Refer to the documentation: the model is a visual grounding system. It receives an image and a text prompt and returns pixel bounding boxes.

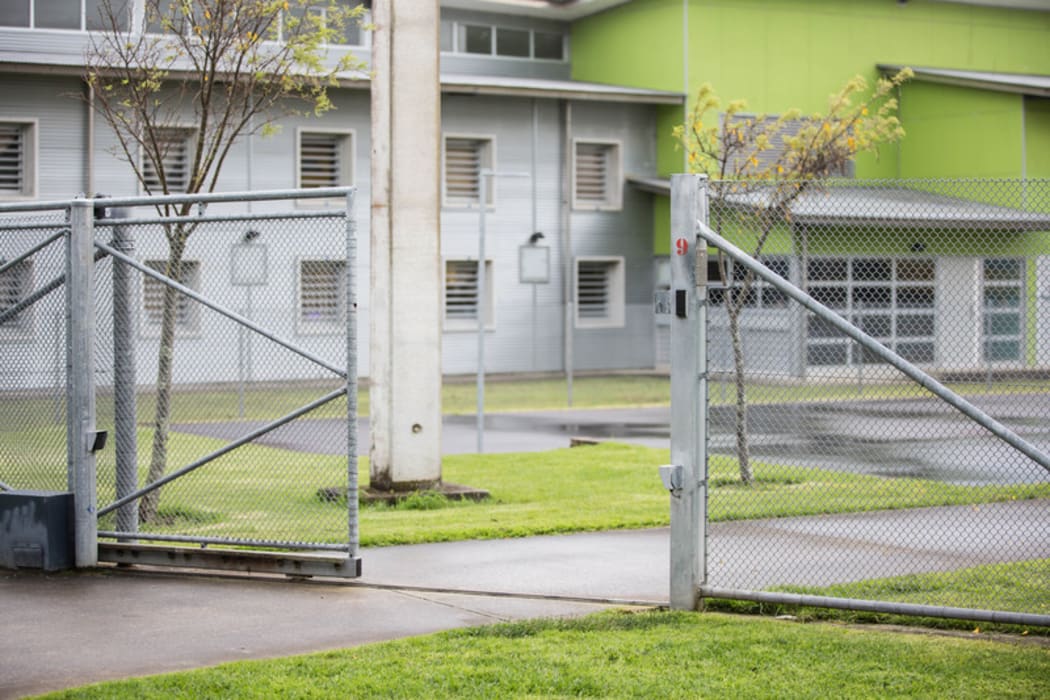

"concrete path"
[2,500,1047,698]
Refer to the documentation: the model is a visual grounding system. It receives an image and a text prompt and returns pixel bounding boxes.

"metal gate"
[0,188,361,577]
[664,175,1050,626]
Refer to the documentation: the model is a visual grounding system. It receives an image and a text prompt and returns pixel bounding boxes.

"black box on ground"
[0,491,75,571]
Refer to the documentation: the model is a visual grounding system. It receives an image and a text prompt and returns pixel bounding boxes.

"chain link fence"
[0,190,360,575]
[698,178,1050,620]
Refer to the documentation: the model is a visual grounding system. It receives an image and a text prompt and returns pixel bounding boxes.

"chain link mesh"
[703,178,1050,616]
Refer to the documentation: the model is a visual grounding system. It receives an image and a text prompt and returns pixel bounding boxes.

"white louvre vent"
[299,133,346,188]
[298,259,346,330]
[0,124,26,194]
[143,259,200,334]
[143,128,193,192]
[444,137,492,206]
[573,141,621,210]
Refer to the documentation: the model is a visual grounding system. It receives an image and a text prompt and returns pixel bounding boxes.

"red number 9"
[675,238,689,256]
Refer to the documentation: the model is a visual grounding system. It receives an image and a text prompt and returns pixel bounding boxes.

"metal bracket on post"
[665,174,709,611]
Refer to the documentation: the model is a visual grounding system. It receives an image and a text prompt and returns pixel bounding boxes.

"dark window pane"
[496,27,529,57]
[87,0,130,31]
[533,31,563,59]
[858,343,887,365]
[984,287,1020,309]
[0,1,30,27]
[853,286,891,308]
[853,258,891,281]
[463,24,492,54]
[985,340,1020,362]
[440,20,453,51]
[897,314,934,338]
[36,0,80,29]
[896,259,934,281]
[810,258,847,282]
[896,286,934,308]
[898,342,934,364]
[811,286,847,309]
[761,287,787,308]
[859,314,891,338]
[808,315,844,339]
[984,258,1022,281]
[987,313,1020,336]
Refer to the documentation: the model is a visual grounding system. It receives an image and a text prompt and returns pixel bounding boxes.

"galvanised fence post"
[67,198,98,567]
[110,209,138,537]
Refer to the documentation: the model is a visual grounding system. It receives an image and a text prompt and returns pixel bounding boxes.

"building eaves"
[878,64,1050,98]
[626,177,1050,232]
[441,73,683,104]
[440,0,633,20]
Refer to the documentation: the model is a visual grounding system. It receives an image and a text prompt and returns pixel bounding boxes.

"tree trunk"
[138,232,186,524]
[726,301,753,485]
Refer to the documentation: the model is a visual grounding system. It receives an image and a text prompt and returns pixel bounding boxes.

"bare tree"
[674,68,912,484]
[85,0,365,522]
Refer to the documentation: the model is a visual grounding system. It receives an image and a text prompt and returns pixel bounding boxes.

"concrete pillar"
[368,0,442,491]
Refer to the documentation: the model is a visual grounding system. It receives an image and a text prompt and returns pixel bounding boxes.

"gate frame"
[0,187,362,578]
[666,173,1050,627]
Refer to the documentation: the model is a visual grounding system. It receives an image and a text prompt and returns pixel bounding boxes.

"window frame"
[0,0,130,32]
[574,256,625,330]
[0,257,34,340]
[0,119,38,200]
[442,134,495,209]
[439,19,566,62]
[296,257,347,335]
[571,139,622,212]
[140,126,196,194]
[295,127,354,205]
[140,258,202,338]
[981,257,1025,365]
[443,258,495,332]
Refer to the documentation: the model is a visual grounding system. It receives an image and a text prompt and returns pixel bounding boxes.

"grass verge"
[37,609,1050,699]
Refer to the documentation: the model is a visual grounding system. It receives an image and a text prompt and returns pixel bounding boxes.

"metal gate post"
[111,211,138,536]
[666,174,709,610]
[67,198,98,567]
[345,190,361,569]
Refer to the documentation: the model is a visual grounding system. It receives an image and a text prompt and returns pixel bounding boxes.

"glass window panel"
[87,0,129,31]
[985,340,1020,362]
[898,342,934,364]
[808,343,847,366]
[896,259,934,281]
[761,287,787,308]
[852,286,891,308]
[0,1,30,27]
[852,258,891,281]
[897,314,934,338]
[809,258,846,282]
[764,258,790,279]
[896,286,934,309]
[808,315,844,339]
[858,343,886,365]
[533,31,563,60]
[983,258,1022,281]
[987,313,1021,337]
[859,315,891,338]
[496,27,529,57]
[36,0,81,29]
[811,286,847,309]
[462,24,492,54]
[984,287,1020,309]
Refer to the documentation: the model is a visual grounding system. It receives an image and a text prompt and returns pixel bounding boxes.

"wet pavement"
[3,499,1047,698]
[174,393,1050,485]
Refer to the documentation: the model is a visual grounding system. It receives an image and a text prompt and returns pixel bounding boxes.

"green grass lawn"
[37,609,1050,699]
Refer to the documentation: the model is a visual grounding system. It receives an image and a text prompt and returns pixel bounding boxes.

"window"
[444,259,494,330]
[573,140,621,211]
[982,258,1024,363]
[707,256,789,309]
[443,136,493,208]
[806,257,935,367]
[724,114,854,178]
[0,258,33,336]
[0,121,36,199]
[0,0,129,31]
[440,20,566,61]
[297,130,353,190]
[142,259,201,335]
[575,257,625,329]
[142,128,194,193]
[298,259,346,333]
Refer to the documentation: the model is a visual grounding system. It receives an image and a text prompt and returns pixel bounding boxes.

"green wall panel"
[1026,98,1050,180]
[899,83,1023,178]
